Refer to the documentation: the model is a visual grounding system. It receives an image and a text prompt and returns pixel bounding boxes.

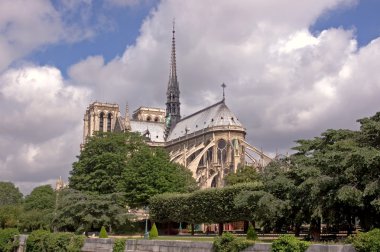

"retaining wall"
[15,236,356,252]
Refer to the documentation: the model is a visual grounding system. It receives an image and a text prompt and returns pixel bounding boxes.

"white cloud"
[0,65,90,194]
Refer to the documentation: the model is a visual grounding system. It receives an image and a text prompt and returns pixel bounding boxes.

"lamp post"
[144,207,149,239]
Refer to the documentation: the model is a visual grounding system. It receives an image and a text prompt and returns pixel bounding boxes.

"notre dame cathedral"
[82,26,272,189]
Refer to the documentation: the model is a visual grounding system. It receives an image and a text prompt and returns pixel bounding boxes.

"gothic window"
[107,113,112,132]
[99,112,104,132]
[154,117,159,122]
[147,116,151,121]
[217,139,227,165]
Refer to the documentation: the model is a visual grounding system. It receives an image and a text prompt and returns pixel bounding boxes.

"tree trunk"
[309,218,321,241]
[294,224,301,237]
[347,215,353,236]
[218,223,224,236]
[191,224,195,236]
[243,221,249,233]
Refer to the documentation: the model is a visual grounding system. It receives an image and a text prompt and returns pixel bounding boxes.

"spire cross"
[221,83,226,100]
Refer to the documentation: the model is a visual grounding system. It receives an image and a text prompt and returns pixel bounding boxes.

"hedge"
[347,228,380,252]
[26,230,85,252]
[149,182,262,224]
[0,228,19,252]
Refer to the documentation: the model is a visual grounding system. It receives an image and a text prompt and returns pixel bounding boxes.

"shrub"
[149,223,158,238]
[347,228,380,252]
[26,229,51,252]
[99,226,108,238]
[271,235,310,252]
[113,238,126,252]
[0,228,20,252]
[26,230,85,252]
[213,232,252,252]
[67,234,85,252]
[246,223,257,240]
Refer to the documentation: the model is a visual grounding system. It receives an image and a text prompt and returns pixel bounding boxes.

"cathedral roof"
[166,100,244,141]
[130,120,165,143]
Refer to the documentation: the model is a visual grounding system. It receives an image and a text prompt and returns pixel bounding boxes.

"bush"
[99,226,108,238]
[113,238,126,252]
[26,230,85,252]
[347,228,380,252]
[26,229,51,252]
[67,234,85,252]
[271,235,310,252]
[246,223,257,240]
[213,232,252,252]
[149,223,158,238]
[0,228,20,252]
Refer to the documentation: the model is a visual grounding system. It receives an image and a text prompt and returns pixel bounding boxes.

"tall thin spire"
[166,19,181,130]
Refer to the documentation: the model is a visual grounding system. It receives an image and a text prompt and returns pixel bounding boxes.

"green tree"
[224,166,260,186]
[0,205,22,229]
[19,185,56,231]
[24,185,55,211]
[70,132,196,209]
[121,147,197,208]
[53,189,128,233]
[0,182,23,206]
[70,131,146,194]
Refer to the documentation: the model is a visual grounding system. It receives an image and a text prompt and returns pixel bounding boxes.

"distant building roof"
[167,100,244,141]
[130,120,165,142]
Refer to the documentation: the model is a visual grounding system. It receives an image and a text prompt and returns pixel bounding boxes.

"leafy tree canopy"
[70,131,197,208]
[24,185,55,211]
[0,182,23,206]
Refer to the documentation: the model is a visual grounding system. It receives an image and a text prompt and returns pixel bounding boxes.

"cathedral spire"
[166,19,181,129]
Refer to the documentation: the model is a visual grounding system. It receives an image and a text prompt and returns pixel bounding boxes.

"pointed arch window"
[107,113,112,132]
[99,112,104,132]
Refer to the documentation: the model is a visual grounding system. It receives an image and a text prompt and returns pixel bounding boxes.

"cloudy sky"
[1,0,380,194]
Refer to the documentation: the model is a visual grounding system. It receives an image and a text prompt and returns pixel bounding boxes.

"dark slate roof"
[167,100,244,141]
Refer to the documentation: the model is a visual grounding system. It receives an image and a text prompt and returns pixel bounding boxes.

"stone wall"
[14,236,356,252]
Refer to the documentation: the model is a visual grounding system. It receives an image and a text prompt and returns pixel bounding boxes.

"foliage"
[224,166,260,186]
[26,230,85,252]
[213,232,251,252]
[0,182,23,206]
[70,131,197,208]
[26,229,51,252]
[20,185,56,231]
[271,235,310,252]
[24,185,55,211]
[149,223,158,238]
[149,183,262,224]
[246,223,257,240]
[112,238,126,252]
[53,189,128,233]
[99,226,108,238]
[70,131,148,194]
[0,205,22,229]
[346,229,380,252]
[121,147,197,208]
[0,228,19,252]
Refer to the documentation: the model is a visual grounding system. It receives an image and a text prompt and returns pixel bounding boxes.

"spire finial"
[221,83,226,101]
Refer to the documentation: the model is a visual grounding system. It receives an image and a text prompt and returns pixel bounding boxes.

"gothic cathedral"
[82,25,272,189]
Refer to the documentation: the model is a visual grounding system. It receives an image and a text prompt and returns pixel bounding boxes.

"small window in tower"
[154,117,159,122]
[211,118,214,122]
[221,116,224,119]
[195,125,198,128]
[107,113,112,132]
[99,112,104,132]
[147,116,151,121]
